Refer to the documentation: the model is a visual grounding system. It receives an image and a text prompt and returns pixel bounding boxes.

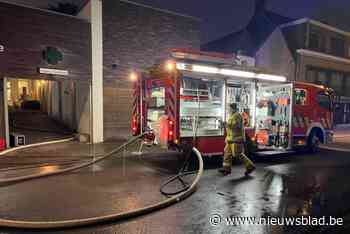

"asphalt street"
[0,147,349,234]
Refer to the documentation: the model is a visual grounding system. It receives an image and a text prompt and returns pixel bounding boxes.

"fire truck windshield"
[317,91,332,111]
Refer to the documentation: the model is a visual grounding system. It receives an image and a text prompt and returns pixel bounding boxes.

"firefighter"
[219,103,256,176]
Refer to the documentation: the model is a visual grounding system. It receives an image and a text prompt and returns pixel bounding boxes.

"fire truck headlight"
[165,60,176,72]
[130,72,138,82]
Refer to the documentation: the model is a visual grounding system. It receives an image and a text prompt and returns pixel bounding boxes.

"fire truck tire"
[307,129,323,153]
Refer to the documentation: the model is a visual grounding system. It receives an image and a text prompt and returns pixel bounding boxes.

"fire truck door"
[144,81,166,141]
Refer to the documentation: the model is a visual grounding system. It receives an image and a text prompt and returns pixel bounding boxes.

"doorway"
[5,78,76,146]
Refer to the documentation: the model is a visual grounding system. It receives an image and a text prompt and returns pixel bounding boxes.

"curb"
[320,145,350,153]
[0,137,75,156]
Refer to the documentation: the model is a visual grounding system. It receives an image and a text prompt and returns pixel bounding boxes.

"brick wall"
[0,2,91,82]
[102,0,200,139]
[0,2,92,141]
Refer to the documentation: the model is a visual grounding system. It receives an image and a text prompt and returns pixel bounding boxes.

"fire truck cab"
[131,49,334,156]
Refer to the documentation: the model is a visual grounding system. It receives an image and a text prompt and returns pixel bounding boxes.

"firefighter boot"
[240,153,256,176]
[231,143,255,176]
[244,164,256,176]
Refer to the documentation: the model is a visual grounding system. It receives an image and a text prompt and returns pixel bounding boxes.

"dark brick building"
[101,0,200,139]
[0,1,92,145]
[0,0,200,146]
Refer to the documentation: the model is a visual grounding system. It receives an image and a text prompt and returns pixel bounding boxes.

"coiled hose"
[160,145,199,196]
[0,147,203,229]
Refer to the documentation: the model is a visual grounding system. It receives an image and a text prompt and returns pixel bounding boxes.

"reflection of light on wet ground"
[111,194,140,211]
[267,175,283,196]
[266,174,283,214]
[40,165,59,173]
[229,176,270,234]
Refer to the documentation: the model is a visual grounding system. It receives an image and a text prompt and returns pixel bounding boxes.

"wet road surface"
[0,148,350,234]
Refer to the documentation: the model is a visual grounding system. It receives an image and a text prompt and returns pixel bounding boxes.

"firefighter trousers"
[223,143,254,171]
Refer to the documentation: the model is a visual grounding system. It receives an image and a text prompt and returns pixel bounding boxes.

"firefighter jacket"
[226,112,244,144]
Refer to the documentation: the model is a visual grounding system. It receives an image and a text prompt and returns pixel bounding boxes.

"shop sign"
[43,46,63,65]
[39,68,69,76]
[0,45,4,53]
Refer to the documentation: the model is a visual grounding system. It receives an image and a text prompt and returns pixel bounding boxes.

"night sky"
[7,0,350,43]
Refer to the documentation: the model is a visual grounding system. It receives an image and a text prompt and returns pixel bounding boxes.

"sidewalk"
[0,140,193,222]
[322,125,350,152]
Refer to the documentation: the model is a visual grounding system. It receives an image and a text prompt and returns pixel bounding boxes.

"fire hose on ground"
[0,133,145,185]
[160,145,200,196]
[0,134,204,229]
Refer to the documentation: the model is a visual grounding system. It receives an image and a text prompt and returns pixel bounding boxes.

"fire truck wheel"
[308,130,321,153]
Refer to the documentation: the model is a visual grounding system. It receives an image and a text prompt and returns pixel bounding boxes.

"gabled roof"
[202,0,293,56]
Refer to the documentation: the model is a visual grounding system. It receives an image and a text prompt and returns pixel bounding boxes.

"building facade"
[0,0,200,147]
[256,18,350,125]
[101,0,200,139]
[0,1,92,146]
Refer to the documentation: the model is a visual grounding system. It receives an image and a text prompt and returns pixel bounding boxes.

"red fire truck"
[131,49,334,156]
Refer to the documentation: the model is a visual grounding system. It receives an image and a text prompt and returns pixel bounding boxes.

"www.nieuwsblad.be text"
[209,214,344,227]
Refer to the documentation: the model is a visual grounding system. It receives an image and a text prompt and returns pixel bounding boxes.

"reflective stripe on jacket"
[226,112,244,144]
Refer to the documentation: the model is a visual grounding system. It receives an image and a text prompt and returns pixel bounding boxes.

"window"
[294,89,308,105]
[306,69,316,82]
[317,92,331,110]
[329,72,344,93]
[309,31,325,52]
[6,81,11,105]
[346,74,350,93]
[146,86,165,128]
[317,71,328,85]
[181,77,209,97]
[331,37,345,57]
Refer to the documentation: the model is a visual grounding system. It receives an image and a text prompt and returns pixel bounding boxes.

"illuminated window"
[146,87,165,124]
[6,81,11,104]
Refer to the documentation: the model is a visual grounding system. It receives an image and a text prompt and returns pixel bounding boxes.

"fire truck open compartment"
[139,71,293,154]
[177,74,293,150]
[255,83,293,149]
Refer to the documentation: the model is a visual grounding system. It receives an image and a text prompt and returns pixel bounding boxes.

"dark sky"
[7,0,350,43]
